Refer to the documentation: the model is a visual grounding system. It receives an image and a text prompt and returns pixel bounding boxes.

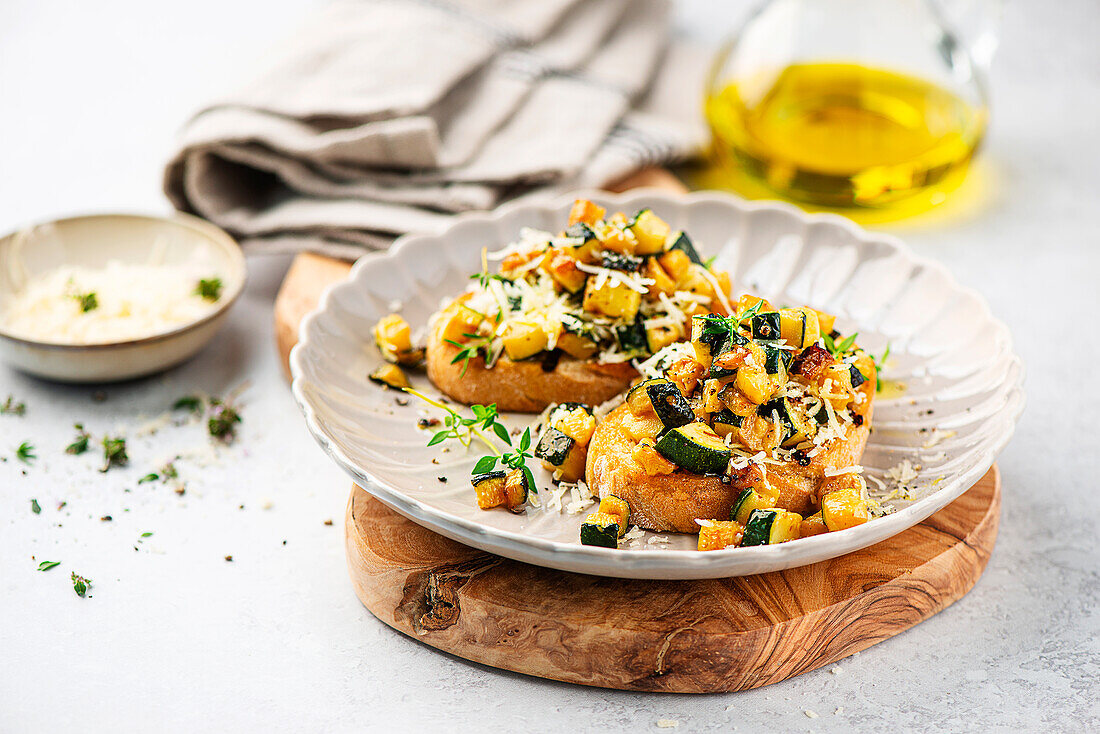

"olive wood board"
[345,467,999,692]
[273,167,1001,692]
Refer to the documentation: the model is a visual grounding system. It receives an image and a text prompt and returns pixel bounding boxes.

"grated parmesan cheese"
[1,260,224,345]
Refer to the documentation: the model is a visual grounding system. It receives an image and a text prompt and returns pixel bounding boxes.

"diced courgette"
[751,311,782,341]
[369,363,411,390]
[580,513,621,548]
[779,307,820,349]
[598,496,630,537]
[758,397,817,447]
[628,209,671,255]
[655,422,731,475]
[601,252,643,272]
[668,230,703,265]
[645,323,679,354]
[557,315,598,360]
[741,508,802,546]
[534,427,574,466]
[583,277,641,321]
[710,409,744,438]
[534,425,587,482]
[626,378,694,429]
[730,487,777,524]
[849,363,867,389]
[615,315,648,356]
[502,321,548,361]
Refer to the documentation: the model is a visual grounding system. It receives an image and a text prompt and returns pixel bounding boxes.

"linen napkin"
[165,0,711,259]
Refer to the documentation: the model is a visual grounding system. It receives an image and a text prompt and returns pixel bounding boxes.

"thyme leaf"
[100,436,128,472]
[16,441,36,465]
[66,424,91,455]
[1,395,26,416]
[71,572,91,598]
[73,292,98,312]
[195,277,223,302]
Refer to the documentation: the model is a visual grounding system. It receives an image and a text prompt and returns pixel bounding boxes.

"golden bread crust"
[585,404,871,532]
[425,315,637,413]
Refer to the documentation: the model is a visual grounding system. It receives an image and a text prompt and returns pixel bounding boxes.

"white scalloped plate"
[291,191,1023,579]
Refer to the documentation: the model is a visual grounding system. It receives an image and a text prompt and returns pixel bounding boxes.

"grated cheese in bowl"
[0,261,225,345]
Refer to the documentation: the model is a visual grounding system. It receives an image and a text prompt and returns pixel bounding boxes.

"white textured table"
[1,1,1097,731]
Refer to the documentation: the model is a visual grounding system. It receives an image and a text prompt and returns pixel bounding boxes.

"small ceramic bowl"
[0,212,246,383]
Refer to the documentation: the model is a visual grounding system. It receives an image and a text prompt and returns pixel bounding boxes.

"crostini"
[585,295,878,548]
[422,200,734,412]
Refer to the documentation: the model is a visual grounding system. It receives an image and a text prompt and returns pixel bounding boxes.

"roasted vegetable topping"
[437,201,733,372]
[369,364,411,390]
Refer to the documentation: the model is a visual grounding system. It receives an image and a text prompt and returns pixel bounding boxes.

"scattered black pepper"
[437,476,447,483]
[417,417,441,429]
[791,449,811,467]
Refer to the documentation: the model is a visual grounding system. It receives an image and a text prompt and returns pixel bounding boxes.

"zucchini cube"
[667,230,703,265]
[626,378,694,429]
[598,496,631,537]
[629,209,671,255]
[615,315,648,356]
[583,278,641,321]
[580,513,622,548]
[502,321,548,361]
[368,363,411,390]
[751,311,782,341]
[601,252,643,272]
[439,303,484,345]
[655,422,731,475]
[741,509,802,546]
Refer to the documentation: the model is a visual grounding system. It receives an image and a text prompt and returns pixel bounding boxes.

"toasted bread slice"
[425,314,636,413]
[585,404,872,532]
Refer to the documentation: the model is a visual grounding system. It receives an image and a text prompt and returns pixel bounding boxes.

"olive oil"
[706,63,987,209]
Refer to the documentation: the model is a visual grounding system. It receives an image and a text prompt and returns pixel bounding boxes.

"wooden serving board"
[273,167,1001,692]
[346,469,999,692]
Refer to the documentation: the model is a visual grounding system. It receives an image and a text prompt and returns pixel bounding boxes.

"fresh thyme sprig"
[472,427,537,490]
[698,300,764,342]
[405,388,503,452]
[404,389,540,495]
[822,331,857,357]
[444,333,492,378]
